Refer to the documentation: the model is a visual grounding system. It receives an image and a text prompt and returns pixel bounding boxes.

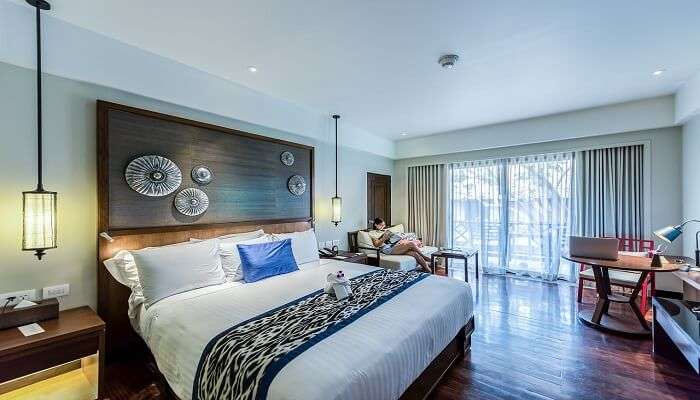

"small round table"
[562,253,681,337]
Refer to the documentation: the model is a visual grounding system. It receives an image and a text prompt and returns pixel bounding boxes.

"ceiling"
[18,0,700,140]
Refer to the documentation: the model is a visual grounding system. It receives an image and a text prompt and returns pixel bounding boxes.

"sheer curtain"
[450,153,575,281]
[451,159,508,274]
[505,154,574,281]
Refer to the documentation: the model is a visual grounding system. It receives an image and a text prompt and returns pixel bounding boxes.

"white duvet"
[137,259,473,400]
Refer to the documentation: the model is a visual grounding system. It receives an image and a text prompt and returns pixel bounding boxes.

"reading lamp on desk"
[653,219,700,268]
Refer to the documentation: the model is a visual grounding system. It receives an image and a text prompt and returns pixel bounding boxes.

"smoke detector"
[438,54,459,69]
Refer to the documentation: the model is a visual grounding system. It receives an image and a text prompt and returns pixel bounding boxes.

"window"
[450,153,574,281]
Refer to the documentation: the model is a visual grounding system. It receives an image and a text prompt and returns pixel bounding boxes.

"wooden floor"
[104,266,700,400]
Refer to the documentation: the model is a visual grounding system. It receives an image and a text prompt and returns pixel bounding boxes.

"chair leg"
[577,279,584,303]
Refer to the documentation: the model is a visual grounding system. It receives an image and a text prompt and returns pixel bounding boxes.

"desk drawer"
[0,333,99,382]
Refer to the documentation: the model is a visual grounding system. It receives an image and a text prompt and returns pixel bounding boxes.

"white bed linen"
[137,259,473,400]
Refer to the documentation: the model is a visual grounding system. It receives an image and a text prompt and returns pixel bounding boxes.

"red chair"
[576,237,655,315]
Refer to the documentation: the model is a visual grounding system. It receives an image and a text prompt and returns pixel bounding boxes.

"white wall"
[678,69,700,265]
[676,72,700,124]
[0,61,392,310]
[682,116,700,262]
[393,128,683,291]
[395,96,675,159]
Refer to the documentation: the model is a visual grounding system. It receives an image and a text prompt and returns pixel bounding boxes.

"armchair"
[348,225,437,271]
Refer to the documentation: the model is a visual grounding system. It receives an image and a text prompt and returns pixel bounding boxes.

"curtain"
[450,153,574,280]
[505,153,574,281]
[407,164,447,247]
[575,145,644,241]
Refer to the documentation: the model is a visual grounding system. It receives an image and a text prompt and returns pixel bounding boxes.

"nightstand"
[0,306,105,399]
[321,251,368,265]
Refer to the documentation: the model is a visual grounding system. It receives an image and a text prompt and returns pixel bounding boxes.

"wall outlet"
[43,284,70,299]
[0,289,37,306]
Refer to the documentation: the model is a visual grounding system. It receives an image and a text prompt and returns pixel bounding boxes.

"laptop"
[569,236,619,260]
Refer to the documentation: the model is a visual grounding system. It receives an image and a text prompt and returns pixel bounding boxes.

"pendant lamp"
[22,0,57,260]
[331,115,342,226]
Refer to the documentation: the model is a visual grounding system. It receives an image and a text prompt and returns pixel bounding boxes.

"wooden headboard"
[96,101,315,358]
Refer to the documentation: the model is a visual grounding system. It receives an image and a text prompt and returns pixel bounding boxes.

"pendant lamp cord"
[35,4,43,191]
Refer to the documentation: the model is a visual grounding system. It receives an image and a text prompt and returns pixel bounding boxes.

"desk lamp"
[654,219,700,268]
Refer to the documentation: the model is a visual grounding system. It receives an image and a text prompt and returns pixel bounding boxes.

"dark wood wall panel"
[99,102,313,231]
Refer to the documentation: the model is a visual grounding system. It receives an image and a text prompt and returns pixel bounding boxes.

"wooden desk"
[563,253,683,336]
[672,269,700,301]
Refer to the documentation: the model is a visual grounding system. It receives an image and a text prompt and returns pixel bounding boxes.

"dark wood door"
[367,173,391,228]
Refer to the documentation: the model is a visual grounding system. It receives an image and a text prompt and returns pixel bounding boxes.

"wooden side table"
[321,251,368,265]
[0,306,105,399]
[431,250,479,282]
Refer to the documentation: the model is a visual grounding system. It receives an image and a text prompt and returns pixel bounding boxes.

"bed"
[135,258,473,400]
[96,102,475,400]
[98,223,474,400]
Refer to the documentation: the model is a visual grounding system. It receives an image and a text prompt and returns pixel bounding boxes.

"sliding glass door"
[451,153,574,281]
[452,159,508,274]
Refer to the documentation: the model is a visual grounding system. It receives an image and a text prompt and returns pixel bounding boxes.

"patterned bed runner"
[192,269,428,400]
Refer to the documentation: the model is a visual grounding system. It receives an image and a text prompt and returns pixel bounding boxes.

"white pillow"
[102,241,193,291]
[356,231,374,249]
[103,249,138,288]
[131,239,226,306]
[271,229,320,265]
[220,235,271,281]
[207,229,265,241]
[103,250,146,317]
[191,235,272,281]
[388,224,405,234]
[358,230,385,247]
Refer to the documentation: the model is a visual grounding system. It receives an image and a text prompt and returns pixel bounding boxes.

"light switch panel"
[43,284,70,299]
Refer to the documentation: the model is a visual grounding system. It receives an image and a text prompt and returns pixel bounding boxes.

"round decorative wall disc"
[280,151,295,166]
[287,175,306,196]
[191,165,214,185]
[125,155,182,197]
[174,188,209,216]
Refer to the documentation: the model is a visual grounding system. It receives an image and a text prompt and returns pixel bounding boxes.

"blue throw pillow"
[238,239,299,283]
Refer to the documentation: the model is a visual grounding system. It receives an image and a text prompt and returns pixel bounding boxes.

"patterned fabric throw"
[192,269,428,400]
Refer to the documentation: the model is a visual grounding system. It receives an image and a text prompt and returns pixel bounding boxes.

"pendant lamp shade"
[22,0,57,260]
[331,114,342,226]
[22,190,57,259]
[331,196,342,226]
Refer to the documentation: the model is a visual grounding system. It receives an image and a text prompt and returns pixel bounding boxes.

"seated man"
[371,218,432,272]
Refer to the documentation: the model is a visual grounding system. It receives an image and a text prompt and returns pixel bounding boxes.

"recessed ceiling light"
[247,66,258,73]
[652,69,665,76]
[400,132,408,136]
